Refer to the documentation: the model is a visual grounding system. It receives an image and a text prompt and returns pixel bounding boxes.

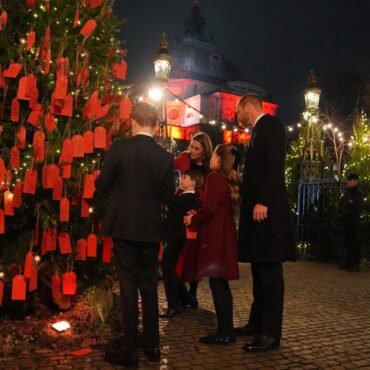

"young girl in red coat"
[185,144,241,344]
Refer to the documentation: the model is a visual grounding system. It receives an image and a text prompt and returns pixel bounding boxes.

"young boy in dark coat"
[160,169,204,318]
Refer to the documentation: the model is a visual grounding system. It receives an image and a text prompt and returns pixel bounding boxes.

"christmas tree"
[0,0,131,311]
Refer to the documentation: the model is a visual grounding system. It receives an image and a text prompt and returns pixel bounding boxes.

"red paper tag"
[61,163,72,179]
[94,126,106,149]
[52,273,61,300]
[11,98,20,122]
[3,63,22,78]
[46,164,59,189]
[102,237,113,263]
[113,61,127,80]
[16,126,27,150]
[60,197,70,222]
[17,77,30,100]
[56,57,69,80]
[12,183,23,208]
[52,176,63,201]
[87,233,97,257]
[80,19,97,38]
[26,30,36,51]
[81,198,90,218]
[73,8,80,28]
[23,169,38,194]
[58,232,72,254]
[61,138,74,164]
[24,251,34,279]
[0,281,3,305]
[44,51,52,74]
[10,146,20,170]
[84,0,103,9]
[0,158,5,182]
[82,174,96,199]
[12,275,26,300]
[76,238,87,261]
[44,112,56,132]
[33,131,45,162]
[0,209,4,234]
[26,0,35,7]
[83,131,94,154]
[51,93,73,117]
[63,272,77,295]
[72,135,84,158]
[29,266,38,292]
[27,110,41,126]
[0,10,7,31]
[119,98,132,120]
[55,77,68,99]
[4,190,14,216]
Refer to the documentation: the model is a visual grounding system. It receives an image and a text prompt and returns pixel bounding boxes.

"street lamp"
[153,33,173,83]
[304,70,321,113]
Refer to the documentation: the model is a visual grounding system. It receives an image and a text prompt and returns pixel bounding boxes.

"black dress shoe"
[244,335,280,352]
[347,266,360,272]
[144,347,161,362]
[159,307,182,318]
[104,350,138,368]
[181,293,198,308]
[199,332,236,345]
[234,324,256,337]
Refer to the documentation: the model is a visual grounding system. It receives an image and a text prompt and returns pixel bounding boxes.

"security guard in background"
[339,173,364,272]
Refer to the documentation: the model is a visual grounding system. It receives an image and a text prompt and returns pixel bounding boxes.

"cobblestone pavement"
[1,260,370,370]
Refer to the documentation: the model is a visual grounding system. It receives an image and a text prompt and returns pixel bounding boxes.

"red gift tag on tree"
[24,252,34,279]
[84,0,103,9]
[4,190,14,216]
[52,176,63,200]
[3,63,22,78]
[0,158,5,182]
[58,232,72,254]
[0,281,3,306]
[27,110,41,126]
[83,174,95,199]
[61,138,74,164]
[102,237,113,263]
[81,198,90,218]
[26,30,36,51]
[46,164,59,189]
[83,130,94,154]
[76,238,87,261]
[44,112,56,132]
[23,169,37,194]
[11,98,20,122]
[55,76,68,99]
[87,233,97,257]
[42,164,48,189]
[119,98,131,120]
[44,51,52,75]
[80,19,97,38]
[12,275,26,300]
[73,8,80,28]
[33,131,45,162]
[29,266,38,292]
[10,146,20,170]
[17,77,31,100]
[60,197,70,222]
[61,163,72,179]
[63,272,77,295]
[72,134,84,158]
[26,0,36,7]
[0,209,4,234]
[16,126,27,150]
[0,11,8,32]
[52,273,61,300]
[12,183,23,208]
[113,61,127,80]
[94,126,106,149]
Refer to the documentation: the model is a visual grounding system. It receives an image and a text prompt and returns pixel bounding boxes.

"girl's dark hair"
[191,132,213,167]
[214,144,241,209]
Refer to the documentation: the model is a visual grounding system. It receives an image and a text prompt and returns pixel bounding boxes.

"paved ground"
[1,260,370,370]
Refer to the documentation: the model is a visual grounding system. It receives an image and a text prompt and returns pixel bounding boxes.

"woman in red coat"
[185,144,241,345]
[174,132,213,308]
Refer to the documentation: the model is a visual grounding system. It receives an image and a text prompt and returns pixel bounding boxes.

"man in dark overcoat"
[236,94,296,352]
[95,102,174,368]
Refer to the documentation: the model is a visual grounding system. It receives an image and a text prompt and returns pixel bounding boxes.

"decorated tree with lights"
[0,0,131,311]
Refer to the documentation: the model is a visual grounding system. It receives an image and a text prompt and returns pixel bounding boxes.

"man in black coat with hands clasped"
[236,94,296,352]
[95,102,174,368]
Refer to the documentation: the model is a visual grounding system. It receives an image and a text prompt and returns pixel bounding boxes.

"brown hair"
[131,102,158,127]
[191,132,213,167]
[238,94,262,109]
[184,169,204,191]
[214,144,241,209]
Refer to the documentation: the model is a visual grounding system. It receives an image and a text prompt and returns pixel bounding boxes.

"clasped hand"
[253,203,268,222]
[184,210,196,226]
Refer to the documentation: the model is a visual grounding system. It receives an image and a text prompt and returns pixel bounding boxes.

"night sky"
[114,0,370,124]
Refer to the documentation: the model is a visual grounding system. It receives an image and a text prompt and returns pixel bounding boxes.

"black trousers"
[162,239,188,309]
[343,226,361,268]
[113,239,160,354]
[209,278,234,336]
[248,263,284,339]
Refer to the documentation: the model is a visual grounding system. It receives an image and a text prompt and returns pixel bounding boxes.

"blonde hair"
[214,144,241,209]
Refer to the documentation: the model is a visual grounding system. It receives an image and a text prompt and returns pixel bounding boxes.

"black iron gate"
[296,180,344,260]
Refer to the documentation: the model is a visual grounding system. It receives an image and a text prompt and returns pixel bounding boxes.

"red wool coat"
[190,171,239,280]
